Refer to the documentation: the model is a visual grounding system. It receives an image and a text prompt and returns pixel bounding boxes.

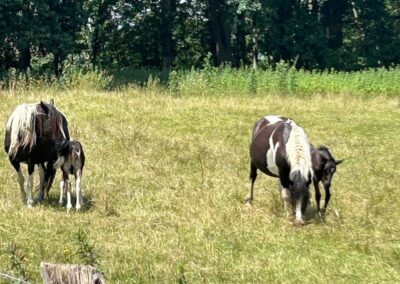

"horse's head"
[315,146,343,189]
[37,100,68,140]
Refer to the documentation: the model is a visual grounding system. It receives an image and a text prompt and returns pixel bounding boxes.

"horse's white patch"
[285,121,312,180]
[54,156,65,169]
[266,129,280,175]
[264,115,283,125]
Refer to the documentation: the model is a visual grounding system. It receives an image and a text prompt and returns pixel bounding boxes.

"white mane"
[285,120,312,180]
[6,103,40,158]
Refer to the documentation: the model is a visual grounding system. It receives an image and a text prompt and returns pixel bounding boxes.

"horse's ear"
[49,98,54,106]
[40,100,49,115]
[335,159,344,166]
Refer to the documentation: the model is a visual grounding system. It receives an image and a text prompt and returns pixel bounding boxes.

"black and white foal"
[247,116,313,225]
[311,145,343,213]
[54,140,85,212]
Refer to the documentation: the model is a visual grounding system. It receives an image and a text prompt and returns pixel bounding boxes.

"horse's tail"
[6,104,39,158]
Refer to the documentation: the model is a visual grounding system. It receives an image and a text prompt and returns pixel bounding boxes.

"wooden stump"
[40,262,106,284]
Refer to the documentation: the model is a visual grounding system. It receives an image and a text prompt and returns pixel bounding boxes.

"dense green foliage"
[1,0,400,82]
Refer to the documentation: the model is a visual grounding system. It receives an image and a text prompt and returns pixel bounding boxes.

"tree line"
[1,0,399,79]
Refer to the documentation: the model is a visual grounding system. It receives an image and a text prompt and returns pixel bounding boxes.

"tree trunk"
[53,54,63,78]
[234,11,247,67]
[91,0,110,69]
[321,0,347,49]
[207,0,232,66]
[160,0,176,70]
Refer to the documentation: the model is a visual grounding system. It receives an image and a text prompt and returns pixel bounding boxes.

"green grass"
[0,88,399,283]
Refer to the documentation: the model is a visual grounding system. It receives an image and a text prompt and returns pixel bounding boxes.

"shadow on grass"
[37,193,94,213]
[304,205,330,225]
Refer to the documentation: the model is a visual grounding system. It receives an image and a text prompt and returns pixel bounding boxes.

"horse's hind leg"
[245,162,257,205]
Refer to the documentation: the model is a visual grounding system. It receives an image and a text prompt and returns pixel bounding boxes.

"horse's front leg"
[245,162,257,205]
[26,164,35,207]
[294,196,305,226]
[43,166,56,199]
[11,161,26,203]
[280,186,293,216]
[35,164,46,202]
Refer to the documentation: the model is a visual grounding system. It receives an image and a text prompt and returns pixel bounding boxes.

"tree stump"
[40,262,106,284]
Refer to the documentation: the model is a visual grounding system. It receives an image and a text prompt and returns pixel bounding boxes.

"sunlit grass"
[0,89,399,283]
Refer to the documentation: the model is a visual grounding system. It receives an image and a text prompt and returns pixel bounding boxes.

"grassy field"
[0,88,399,283]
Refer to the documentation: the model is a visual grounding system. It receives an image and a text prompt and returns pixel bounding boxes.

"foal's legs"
[323,184,331,211]
[314,180,321,213]
[59,180,65,205]
[66,180,72,212]
[245,162,257,205]
[75,169,83,211]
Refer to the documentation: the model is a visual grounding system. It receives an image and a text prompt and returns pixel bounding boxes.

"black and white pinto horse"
[246,115,313,225]
[246,115,343,221]
[4,100,70,206]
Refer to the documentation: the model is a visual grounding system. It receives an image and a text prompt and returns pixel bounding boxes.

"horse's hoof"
[244,198,253,206]
[293,219,305,226]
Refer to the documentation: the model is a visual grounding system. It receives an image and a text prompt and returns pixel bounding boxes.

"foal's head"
[314,146,343,188]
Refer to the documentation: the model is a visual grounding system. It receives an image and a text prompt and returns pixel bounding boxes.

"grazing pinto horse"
[311,145,343,213]
[4,100,69,206]
[247,115,343,218]
[247,116,313,225]
[54,139,85,212]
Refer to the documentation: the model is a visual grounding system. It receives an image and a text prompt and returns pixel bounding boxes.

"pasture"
[0,89,399,283]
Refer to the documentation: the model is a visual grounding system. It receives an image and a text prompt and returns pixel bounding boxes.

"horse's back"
[250,116,288,176]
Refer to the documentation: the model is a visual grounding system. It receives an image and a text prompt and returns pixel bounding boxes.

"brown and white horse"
[246,116,313,225]
[4,100,69,206]
[246,115,343,221]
